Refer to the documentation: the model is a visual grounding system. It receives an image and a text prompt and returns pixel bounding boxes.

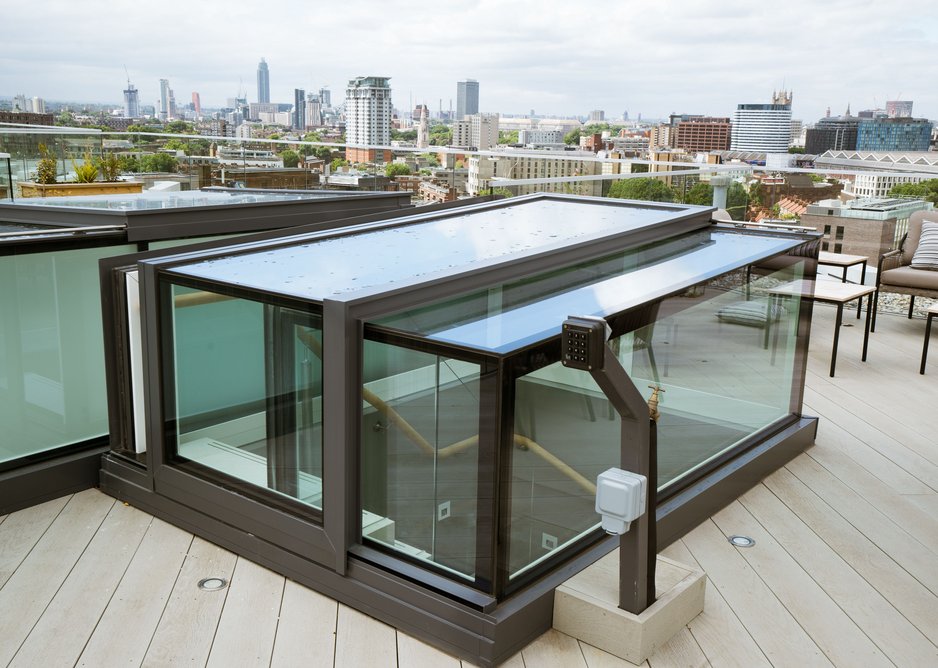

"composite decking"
[1,303,937,667]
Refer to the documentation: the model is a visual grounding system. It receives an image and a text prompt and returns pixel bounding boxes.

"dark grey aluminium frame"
[0,190,421,515]
[0,190,412,242]
[98,194,820,666]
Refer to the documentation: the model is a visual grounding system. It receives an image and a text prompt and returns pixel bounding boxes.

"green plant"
[72,155,99,183]
[385,162,411,177]
[96,153,122,182]
[139,153,178,173]
[35,144,58,184]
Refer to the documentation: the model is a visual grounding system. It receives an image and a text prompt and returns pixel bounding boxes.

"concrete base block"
[553,552,705,665]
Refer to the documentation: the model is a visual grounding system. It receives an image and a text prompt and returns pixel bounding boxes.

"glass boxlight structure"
[0,188,413,514]
[100,194,819,665]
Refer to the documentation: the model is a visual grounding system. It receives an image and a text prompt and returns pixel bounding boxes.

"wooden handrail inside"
[173,290,597,495]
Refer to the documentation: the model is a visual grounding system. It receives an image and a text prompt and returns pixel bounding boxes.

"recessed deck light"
[728,535,756,548]
[198,577,228,591]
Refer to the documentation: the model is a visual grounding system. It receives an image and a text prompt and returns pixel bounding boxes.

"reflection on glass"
[376,230,801,353]
[361,340,481,580]
[171,199,677,301]
[508,257,806,577]
[170,285,323,510]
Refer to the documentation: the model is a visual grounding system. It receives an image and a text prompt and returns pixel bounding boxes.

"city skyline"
[2,0,936,123]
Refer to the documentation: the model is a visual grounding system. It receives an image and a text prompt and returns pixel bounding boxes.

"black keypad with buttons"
[561,317,606,371]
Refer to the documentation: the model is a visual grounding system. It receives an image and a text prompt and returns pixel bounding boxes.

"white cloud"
[2,0,936,122]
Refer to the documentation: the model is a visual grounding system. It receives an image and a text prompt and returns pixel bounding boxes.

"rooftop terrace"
[2,304,936,667]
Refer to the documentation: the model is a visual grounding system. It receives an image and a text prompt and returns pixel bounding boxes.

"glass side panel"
[361,340,482,581]
[0,244,137,465]
[169,199,692,301]
[377,229,802,354]
[507,256,807,578]
[169,285,323,510]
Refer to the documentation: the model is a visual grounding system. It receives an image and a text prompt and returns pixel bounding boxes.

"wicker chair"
[873,210,938,331]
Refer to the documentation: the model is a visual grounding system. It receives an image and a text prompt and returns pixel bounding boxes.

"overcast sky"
[3,0,936,123]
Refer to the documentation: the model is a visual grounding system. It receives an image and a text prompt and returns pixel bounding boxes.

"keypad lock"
[562,316,608,371]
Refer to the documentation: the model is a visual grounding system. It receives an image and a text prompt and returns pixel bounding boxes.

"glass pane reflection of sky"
[399,231,801,354]
[170,200,682,300]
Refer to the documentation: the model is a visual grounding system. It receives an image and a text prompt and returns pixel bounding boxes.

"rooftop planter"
[19,148,143,198]
[18,181,144,198]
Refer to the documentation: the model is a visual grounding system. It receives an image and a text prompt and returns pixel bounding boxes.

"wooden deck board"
[78,518,193,667]
[0,495,68,589]
[206,558,284,667]
[2,309,938,667]
[660,539,771,668]
[682,518,833,667]
[0,490,114,667]
[141,537,238,667]
[738,482,937,665]
[271,579,337,667]
[334,604,397,668]
[9,502,153,667]
[764,467,938,646]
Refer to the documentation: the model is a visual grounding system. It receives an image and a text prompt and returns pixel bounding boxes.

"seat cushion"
[716,299,782,327]
[910,222,938,270]
[902,212,936,263]
[880,265,938,291]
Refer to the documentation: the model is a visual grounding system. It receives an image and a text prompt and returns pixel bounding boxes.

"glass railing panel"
[0,243,137,465]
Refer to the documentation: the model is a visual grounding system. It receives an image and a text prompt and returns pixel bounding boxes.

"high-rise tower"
[158,79,171,121]
[123,81,139,118]
[345,76,392,163]
[257,58,270,104]
[293,88,306,130]
[730,91,793,153]
[456,79,479,120]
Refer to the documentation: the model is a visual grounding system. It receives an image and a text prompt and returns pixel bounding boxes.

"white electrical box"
[595,468,647,534]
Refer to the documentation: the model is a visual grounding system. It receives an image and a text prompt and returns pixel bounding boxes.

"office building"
[856,117,932,152]
[588,110,605,123]
[517,128,564,145]
[257,58,270,104]
[319,87,331,108]
[293,88,306,130]
[730,90,793,153]
[470,113,499,150]
[345,76,392,163]
[649,124,671,149]
[804,114,860,154]
[668,115,731,152]
[456,79,479,120]
[452,119,472,147]
[467,152,602,196]
[801,197,933,257]
[122,82,139,118]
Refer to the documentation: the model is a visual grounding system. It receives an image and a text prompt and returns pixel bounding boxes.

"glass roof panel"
[169,199,694,300]
[375,229,804,354]
[2,190,334,211]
